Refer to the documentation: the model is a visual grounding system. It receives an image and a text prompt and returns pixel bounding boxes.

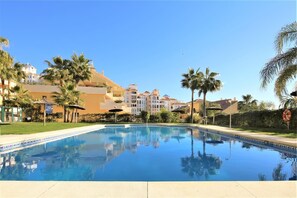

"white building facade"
[22,63,40,84]
[124,84,138,115]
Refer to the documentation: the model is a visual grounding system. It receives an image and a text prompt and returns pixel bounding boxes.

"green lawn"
[0,122,96,135]
[232,126,297,139]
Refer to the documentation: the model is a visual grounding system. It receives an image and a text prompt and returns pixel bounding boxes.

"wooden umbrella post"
[43,103,46,126]
[75,108,78,123]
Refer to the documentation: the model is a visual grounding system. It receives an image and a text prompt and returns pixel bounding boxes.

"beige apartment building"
[124,84,186,115]
[23,66,131,121]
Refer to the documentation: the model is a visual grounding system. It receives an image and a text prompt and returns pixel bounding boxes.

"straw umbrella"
[109,107,123,123]
[206,107,223,124]
[67,104,86,123]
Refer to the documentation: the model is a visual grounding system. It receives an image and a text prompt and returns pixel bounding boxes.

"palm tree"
[260,22,297,99]
[238,94,258,112]
[70,53,92,86]
[242,94,258,106]
[197,68,222,120]
[181,68,200,123]
[4,67,16,100]
[13,63,27,82]
[52,82,81,122]
[41,57,71,86]
[9,85,32,121]
[0,37,13,103]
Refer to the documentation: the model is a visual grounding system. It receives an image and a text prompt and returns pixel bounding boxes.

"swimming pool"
[0,126,296,181]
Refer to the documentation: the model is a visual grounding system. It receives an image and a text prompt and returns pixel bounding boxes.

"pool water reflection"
[0,126,296,181]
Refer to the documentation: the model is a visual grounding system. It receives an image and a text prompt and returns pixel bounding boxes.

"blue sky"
[0,0,295,106]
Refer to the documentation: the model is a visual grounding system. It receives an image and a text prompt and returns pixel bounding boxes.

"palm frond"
[274,64,297,99]
[0,37,9,49]
[280,94,297,109]
[260,47,297,88]
[275,22,297,53]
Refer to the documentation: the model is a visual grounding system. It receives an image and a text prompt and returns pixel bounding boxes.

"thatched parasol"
[206,106,223,124]
[172,106,189,114]
[109,107,123,123]
[67,104,86,123]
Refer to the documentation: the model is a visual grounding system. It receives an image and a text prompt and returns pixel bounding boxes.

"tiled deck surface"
[0,124,296,197]
[0,181,296,198]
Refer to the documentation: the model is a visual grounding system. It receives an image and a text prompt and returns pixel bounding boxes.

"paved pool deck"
[0,124,296,197]
[0,181,296,198]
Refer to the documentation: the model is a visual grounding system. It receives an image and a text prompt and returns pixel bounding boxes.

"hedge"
[212,109,297,130]
[80,113,136,123]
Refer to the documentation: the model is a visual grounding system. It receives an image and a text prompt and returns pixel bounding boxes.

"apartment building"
[147,89,161,115]
[124,84,138,115]
[124,84,186,115]
[24,66,130,120]
[22,63,40,84]
[160,95,180,111]
[137,93,147,114]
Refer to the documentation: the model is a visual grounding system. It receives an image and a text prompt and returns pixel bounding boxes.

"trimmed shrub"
[185,114,202,123]
[213,109,297,130]
[149,113,161,123]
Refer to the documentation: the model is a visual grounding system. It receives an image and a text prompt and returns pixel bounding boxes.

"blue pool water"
[0,126,296,181]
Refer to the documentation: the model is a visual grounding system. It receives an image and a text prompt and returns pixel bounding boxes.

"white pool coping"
[0,181,296,198]
[0,124,105,153]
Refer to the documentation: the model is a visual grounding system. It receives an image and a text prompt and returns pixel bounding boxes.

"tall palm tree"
[70,53,92,86]
[9,85,32,121]
[0,37,13,103]
[13,63,27,82]
[260,22,297,99]
[181,68,200,123]
[198,68,222,120]
[41,57,71,86]
[4,67,16,100]
[10,85,32,107]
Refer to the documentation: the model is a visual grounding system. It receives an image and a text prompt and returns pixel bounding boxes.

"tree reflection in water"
[258,156,296,181]
[181,129,222,179]
[41,138,93,180]
[0,152,31,180]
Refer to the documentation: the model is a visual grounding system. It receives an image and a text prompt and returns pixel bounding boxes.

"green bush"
[80,113,115,123]
[171,112,181,123]
[140,111,150,123]
[149,113,161,123]
[213,109,297,130]
[185,114,202,123]
[117,113,135,122]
